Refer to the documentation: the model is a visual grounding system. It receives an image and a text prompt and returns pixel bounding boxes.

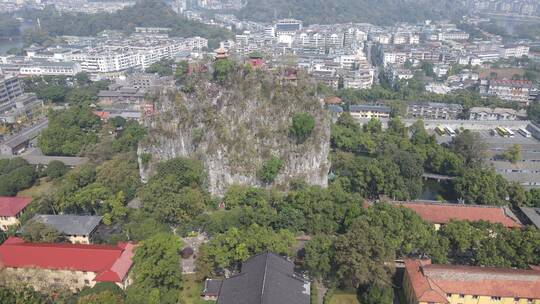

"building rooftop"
[0,196,32,217]
[518,207,540,229]
[395,201,522,228]
[490,79,533,88]
[469,107,518,115]
[0,237,134,283]
[217,252,310,304]
[203,279,223,297]
[405,259,540,303]
[26,214,102,236]
[349,104,391,113]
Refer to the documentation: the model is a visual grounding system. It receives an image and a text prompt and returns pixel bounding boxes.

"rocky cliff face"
[139,67,331,196]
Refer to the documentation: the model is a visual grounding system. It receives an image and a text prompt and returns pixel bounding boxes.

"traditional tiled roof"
[0,237,134,283]
[26,214,102,236]
[0,197,32,217]
[217,252,310,304]
[490,79,533,88]
[406,259,540,302]
[396,201,522,228]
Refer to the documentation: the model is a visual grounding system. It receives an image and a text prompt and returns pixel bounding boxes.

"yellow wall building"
[0,237,135,292]
[403,259,540,304]
[0,197,32,231]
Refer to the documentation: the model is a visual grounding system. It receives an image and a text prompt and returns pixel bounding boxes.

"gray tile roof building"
[518,207,540,229]
[28,214,102,236]
[217,252,310,304]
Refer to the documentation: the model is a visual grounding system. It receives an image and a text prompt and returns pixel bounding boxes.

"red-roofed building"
[0,237,135,292]
[403,259,540,304]
[487,79,535,106]
[0,196,32,231]
[395,201,522,229]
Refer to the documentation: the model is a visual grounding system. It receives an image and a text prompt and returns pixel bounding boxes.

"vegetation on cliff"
[142,60,331,194]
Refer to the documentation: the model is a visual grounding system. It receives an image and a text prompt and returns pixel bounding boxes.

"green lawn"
[17,178,54,198]
[180,274,215,304]
[328,290,360,304]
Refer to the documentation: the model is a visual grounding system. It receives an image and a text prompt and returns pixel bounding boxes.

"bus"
[505,128,515,138]
[518,128,532,138]
[445,126,456,136]
[496,127,509,137]
[435,126,445,135]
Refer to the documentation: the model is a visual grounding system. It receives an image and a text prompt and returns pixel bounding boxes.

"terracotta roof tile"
[396,202,522,228]
[0,237,134,283]
[0,197,32,217]
[405,259,540,301]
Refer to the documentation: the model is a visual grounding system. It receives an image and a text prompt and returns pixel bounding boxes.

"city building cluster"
[0,29,208,78]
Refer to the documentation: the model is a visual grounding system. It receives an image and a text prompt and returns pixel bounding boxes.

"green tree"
[213,59,236,83]
[357,283,394,304]
[43,160,68,180]
[257,156,283,184]
[290,113,315,143]
[145,58,174,76]
[304,234,334,280]
[0,286,51,304]
[95,154,141,201]
[0,158,37,196]
[199,224,295,271]
[77,291,124,304]
[38,106,101,156]
[20,220,64,243]
[501,144,521,163]
[335,219,395,287]
[174,60,189,82]
[132,233,183,291]
[448,130,486,165]
[453,168,509,205]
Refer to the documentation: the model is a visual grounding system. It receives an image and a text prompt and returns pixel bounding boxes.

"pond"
[418,179,458,202]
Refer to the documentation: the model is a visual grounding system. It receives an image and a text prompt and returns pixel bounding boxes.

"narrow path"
[315,279,327,304]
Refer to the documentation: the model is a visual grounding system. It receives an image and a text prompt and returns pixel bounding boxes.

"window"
[447,294,452,298]
[459,294,465,298]
[472,295,479,299]
[491,296,501,301]
[84,279,90,284]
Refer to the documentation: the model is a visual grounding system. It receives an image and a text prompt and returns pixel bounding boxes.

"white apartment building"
[502,45,530,58]
[70,37,208,74]
[438,31,469,41]
[383,51,409,66]
[343,68,375,89]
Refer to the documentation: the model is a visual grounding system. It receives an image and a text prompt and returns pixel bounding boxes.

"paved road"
[2,119,48,147]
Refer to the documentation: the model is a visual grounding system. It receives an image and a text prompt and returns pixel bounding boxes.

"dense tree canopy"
[236,0,466,25]
[139,157,207,226]
[198,224,295,272]
[0,158,37,196]
[128,233,182,304]
[38,106,101,156]
[290,113,315,143]
[0,14,21,37]
[22,0,232,48]
[20,220,64,243]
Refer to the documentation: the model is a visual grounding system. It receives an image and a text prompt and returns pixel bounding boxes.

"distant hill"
[236,0,468,25]
[21,1,232,48]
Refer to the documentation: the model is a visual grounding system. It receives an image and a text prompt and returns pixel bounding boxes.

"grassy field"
[180,274,215,304]
[17,178,54,198]
[328,290,360,304]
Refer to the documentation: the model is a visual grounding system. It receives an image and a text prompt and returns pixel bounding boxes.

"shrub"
[290,113,315,143]
[257,156,283,184]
